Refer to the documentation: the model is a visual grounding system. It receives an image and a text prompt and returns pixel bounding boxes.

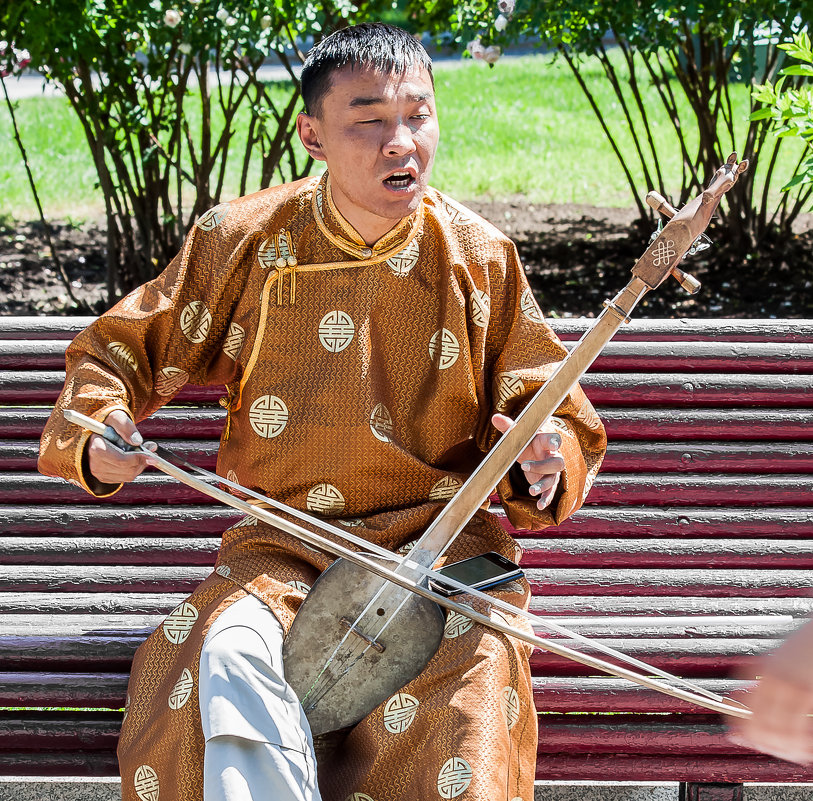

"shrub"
[1,0,392,302]
[752,31,813,204]
[413,0,813,251]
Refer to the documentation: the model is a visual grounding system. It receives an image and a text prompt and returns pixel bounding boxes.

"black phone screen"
[435,552,521,586]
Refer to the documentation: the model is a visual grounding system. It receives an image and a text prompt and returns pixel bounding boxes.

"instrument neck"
[407,276,649,570]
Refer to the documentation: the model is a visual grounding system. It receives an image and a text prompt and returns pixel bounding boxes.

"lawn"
[0,50,804,222]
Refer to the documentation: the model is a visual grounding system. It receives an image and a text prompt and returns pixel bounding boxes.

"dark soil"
[1,203,812,317]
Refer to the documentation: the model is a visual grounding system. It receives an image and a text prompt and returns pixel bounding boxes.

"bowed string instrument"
[66,153,753,737]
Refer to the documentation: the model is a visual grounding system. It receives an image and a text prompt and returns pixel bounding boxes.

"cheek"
[416,130,439,161]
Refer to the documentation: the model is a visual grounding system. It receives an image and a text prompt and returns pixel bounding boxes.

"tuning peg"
[646,191,678,219]
[671,266,701,294]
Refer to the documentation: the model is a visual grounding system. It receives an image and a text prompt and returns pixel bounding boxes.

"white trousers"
[199,594,323,801]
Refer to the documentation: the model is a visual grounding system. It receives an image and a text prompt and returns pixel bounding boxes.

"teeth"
[386,173,412,188]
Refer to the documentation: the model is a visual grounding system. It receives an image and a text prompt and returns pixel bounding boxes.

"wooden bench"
[2,315,813,800]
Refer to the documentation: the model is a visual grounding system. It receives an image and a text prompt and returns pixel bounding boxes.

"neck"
[328,185,409,246]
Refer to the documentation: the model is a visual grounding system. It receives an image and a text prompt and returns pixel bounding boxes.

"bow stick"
[64,409,752,719]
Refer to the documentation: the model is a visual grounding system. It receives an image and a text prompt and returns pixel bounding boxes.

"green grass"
[0,51,806,221]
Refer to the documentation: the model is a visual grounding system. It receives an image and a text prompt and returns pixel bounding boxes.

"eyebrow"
[348,92,432,108]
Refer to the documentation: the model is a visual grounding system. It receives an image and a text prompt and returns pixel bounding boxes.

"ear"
[296,112,326,162]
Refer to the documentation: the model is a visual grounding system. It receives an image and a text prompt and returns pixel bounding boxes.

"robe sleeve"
[478,240,607,532]
[38,208,256,497]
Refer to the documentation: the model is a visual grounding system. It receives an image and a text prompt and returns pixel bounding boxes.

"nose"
[383,120,417,157]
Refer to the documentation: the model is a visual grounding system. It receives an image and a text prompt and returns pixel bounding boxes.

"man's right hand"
[87,409,153,484]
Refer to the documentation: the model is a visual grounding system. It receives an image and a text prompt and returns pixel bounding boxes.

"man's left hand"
[492,413,565,510]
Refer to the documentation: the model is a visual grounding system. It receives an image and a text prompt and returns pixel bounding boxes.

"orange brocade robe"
[39,174,606,801]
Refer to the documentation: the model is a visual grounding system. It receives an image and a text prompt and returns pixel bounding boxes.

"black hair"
[300,23,434,117]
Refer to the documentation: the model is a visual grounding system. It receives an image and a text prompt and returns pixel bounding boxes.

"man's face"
[297,63,439,245]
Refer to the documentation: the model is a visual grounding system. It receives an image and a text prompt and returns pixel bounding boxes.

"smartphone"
[429,551,523,597]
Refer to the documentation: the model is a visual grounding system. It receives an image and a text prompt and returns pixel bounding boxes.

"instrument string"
[199,463,730,705]
[122,441,748,716]
[301,573,425,711]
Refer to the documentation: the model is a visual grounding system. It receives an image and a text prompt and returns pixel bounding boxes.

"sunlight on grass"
[432,54,642,204]
[0,51,806,222]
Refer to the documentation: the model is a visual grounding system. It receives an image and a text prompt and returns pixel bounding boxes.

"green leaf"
[781,173,811,191]
[780,65,813,78]
[748,106,773,120]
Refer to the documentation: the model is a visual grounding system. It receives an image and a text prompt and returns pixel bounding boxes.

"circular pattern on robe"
[469,289,490,328]
[437,756,473,798]
[226,469,239,484]
[134,764,160,801]
[318,310,355,353]
[383,692,419,733]
[180,301,212,344]
[162,602,199,645]
[429,476,462,501]
[369,403,394,442]
[520,287,545,323]
[155,366,189,397]
[496,372,525,409]
[107,341,137,373]
[195,203,229,231]
[168,668,194,710]
[307,483,345,516]
[257,236,278,269]
[500,686,521,730]
[346,794,375,801]
[443,611,474,639]
[215,564,231,577]
[223,322,245,360]
[249,395,289,438]
[287,580,311,594]
[386,237,421,277]
[428,328,460,370]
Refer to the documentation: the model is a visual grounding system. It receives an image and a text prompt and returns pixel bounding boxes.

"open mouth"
[383,171,416,189]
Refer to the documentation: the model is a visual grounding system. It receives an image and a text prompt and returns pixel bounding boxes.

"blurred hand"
[87,409,154,484]
[492,413,564,510]
[728,620,813,764]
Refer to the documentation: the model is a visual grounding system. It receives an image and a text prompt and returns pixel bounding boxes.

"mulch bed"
[1,202,811,317]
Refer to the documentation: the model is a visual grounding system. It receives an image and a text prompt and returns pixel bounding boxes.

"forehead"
[323,64,435,109]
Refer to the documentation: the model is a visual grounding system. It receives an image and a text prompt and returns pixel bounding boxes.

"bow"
[64,153,753,731]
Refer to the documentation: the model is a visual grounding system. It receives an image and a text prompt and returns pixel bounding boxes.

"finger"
[104,409,144,447]
[730,681,813,763]
[521,432,563,468]
[87,434,150,483]
[531,474,560,510]
[491,413,515,434]
[531,431,562,453]
[521,455,566,482]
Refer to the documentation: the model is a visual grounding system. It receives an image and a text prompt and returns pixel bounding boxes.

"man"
[39,23,605,801]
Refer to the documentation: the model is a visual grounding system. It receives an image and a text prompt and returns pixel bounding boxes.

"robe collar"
[312,172,422,261]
